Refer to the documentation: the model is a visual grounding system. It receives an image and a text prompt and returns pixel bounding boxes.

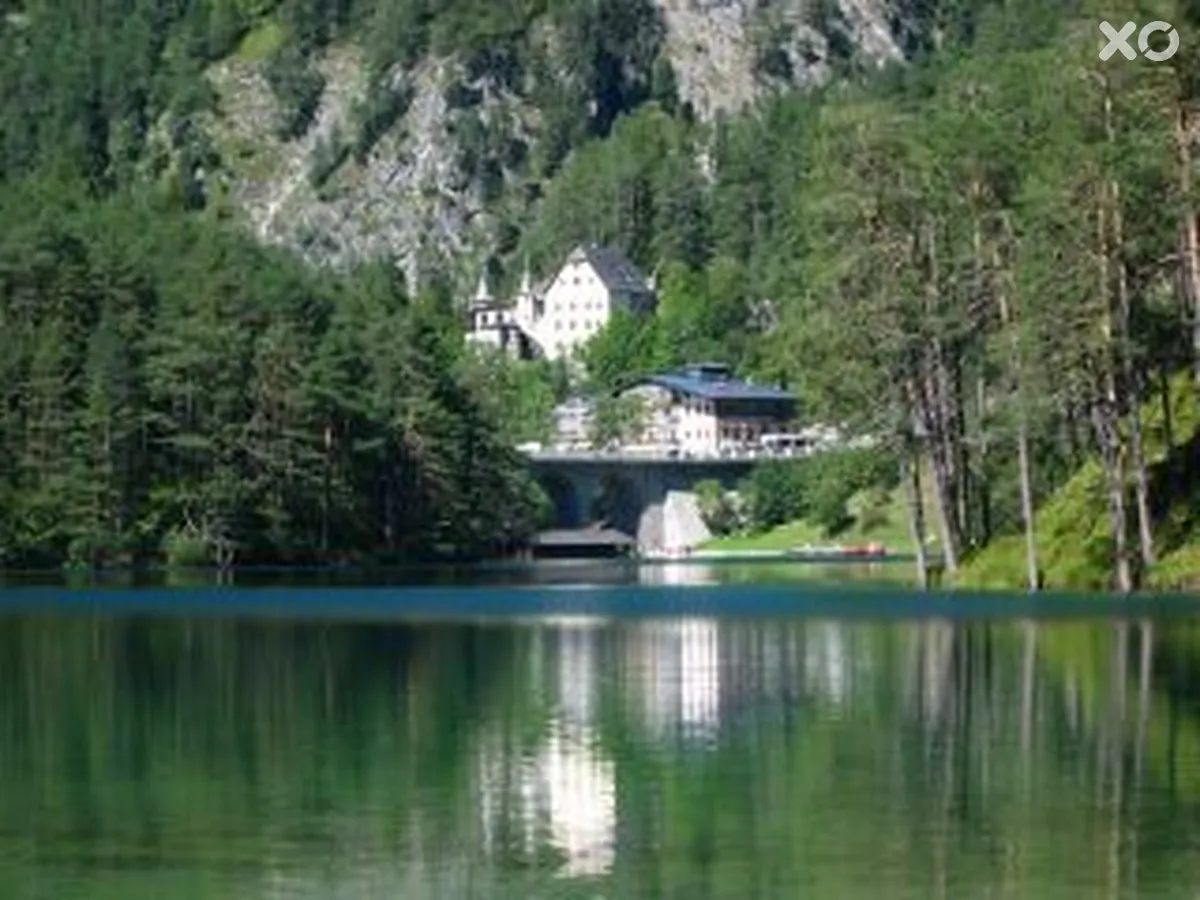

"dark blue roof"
[631,365,795,402]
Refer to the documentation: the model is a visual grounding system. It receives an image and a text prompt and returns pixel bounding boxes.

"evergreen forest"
[3,0,1200,588]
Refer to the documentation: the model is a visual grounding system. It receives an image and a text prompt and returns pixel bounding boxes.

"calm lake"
[3,562,1200,898]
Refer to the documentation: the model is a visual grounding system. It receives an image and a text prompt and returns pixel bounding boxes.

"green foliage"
[0,0,666,201]
[589,394,647,449]
[0,177,543,569]
[964,375,1200,591]
[804,449,898,535]
[5,0,1200,587]
[352,83,414,163]
[237,20,287,62]
[263,44,326,140]
[737,450,898,535]
[694,479,739,536]
[458,352,558,446]
[581,308,665,395]
[740,462,809,533]
[161,527,214,567]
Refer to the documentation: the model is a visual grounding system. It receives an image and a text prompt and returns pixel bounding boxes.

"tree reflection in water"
[1,610,1200,898]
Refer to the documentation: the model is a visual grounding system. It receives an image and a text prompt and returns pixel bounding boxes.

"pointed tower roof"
[518,256,534,295]
[471,266,493,307]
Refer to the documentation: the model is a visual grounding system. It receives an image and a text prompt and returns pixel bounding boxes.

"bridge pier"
[527,454,758,553]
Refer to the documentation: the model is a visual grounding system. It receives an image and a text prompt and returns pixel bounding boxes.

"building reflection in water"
[637,562,719,586]
[475,616,862,879]
[476,619,616,878]
[622,618,722,742]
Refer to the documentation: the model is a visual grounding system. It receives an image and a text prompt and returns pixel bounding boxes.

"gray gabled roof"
[570,243,653,295]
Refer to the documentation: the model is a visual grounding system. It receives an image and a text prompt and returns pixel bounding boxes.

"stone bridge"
[525,450,760,550]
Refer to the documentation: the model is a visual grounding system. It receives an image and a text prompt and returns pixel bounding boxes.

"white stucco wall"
[465,328,506,350]
[673,398,718,454]
[531,258,612,360]
[615,384,795,454]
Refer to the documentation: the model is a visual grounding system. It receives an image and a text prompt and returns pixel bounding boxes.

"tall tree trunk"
[921,219,963,572]
[975,374,991,545]
[1106,132,1155,571]
[968,209,990,550]
[1175,104,1200,391]
[384,444,397,555]
[936,347,965,556]
[902,439,930,590]
[1093,396,1133,592]
[995,228,1040,591]
[1063,394,1085,470]
[1096,78,1133,592]
[1127,368,1156,569]
[1160,364,1175,459]
[321,422,332,557]
[952,357,972,549]
[922,395,961,574]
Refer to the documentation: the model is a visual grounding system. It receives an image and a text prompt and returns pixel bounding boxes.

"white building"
[552,397,595,448]
[465,243,657,362]
[464,270,537,359]
[619,363,797,456]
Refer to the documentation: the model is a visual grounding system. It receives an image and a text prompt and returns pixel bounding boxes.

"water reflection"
[622,618,722,743]
[637,563,719,586]
[3,609,1200,898]
[477,623,616,877]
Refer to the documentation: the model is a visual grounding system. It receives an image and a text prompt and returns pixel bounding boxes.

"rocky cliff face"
[199,0,905,285]
[656,0,901,118]
[204,49,486,288]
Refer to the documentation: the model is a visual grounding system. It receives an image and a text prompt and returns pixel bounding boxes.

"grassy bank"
[701,486,925,555]
[705,376,1200,592]
[960,375,1200,591]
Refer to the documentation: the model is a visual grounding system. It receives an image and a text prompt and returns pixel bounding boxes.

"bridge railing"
[523,443,828,463]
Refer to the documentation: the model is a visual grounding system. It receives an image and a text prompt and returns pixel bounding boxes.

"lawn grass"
[701,520,825,552]
[702,486,922,554]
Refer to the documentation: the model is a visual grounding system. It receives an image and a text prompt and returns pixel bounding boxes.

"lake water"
[3,563,1200,898]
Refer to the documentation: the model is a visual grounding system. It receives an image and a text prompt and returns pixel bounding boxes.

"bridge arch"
[589,472,643,537]
[537,471,583,529]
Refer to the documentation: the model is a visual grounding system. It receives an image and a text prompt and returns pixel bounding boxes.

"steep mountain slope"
[200,0,911,286]
[0,0,917,288]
